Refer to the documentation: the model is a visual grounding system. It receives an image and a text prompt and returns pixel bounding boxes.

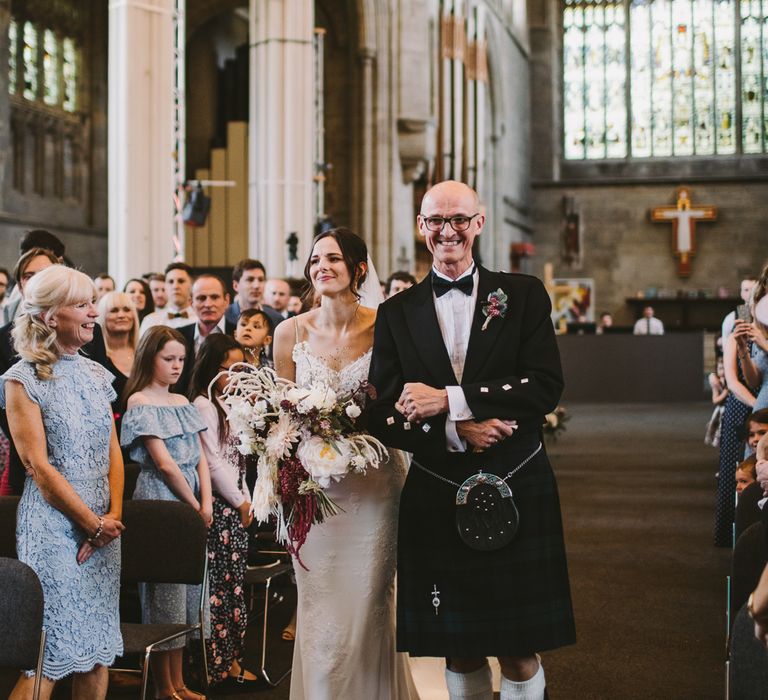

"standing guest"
[737,274,768,412]
[189,335,261,690]
[385,271,417,298]
[263,278,293,319]
[175,275,235,396]
[234,309,273,368]
[705,357,729,447]
[4,230,66,324]
[139,263,197,334]
[124,278,155,323]
[120,326,212,700]
[147,273,169,311]
[715,309,758,546]
[224,258,282,330]
[369,180,575,700]
[97,291,140,432]
[722,277,758,342]
[633,305,665,335]
[1,265,125,699]
[287,295,303,316]
[94,274,116,300]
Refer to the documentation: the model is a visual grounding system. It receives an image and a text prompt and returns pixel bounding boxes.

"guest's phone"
[736,304,753,323]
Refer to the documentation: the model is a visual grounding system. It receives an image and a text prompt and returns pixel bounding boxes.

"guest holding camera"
[1,265,125,699]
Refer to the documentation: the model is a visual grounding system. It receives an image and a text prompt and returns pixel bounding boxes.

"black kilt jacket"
[368,266,576,657]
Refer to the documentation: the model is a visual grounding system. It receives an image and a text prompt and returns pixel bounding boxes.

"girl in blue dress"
[121,326,212,700]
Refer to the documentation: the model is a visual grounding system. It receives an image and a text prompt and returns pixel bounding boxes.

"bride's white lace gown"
[290,340,419,700]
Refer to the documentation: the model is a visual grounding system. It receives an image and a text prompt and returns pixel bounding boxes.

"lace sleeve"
[0,362,49,408]
[84,358,117,404]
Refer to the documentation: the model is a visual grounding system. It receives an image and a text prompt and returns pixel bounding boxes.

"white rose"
[298,386,337,414]
[345,403,362,419]
[296,436,350,487]
[286,387,306,406]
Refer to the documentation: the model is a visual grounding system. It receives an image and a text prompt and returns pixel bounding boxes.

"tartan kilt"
[397,432,576,658]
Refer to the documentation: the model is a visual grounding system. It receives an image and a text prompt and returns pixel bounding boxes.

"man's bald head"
[421,180,480,213]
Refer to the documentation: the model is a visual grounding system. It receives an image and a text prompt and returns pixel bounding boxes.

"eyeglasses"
[419,213,480,233]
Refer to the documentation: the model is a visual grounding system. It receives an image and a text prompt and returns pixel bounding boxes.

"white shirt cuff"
[446,386,473,422]
[445,418,466,453]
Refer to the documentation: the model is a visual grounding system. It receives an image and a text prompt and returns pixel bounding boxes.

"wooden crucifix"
[651,187,717,277]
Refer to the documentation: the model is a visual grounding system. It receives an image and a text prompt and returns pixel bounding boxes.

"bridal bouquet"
[221,363,388,566]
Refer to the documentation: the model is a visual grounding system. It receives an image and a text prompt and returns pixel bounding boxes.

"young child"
[120,325,212,700]
[234,309,273,368]
[736,455,758,496]
[188,334,262,689]
[746,408,768,455]
[705,356,729,447]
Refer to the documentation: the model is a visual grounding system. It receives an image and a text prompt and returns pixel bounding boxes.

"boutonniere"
[481,289,508,331]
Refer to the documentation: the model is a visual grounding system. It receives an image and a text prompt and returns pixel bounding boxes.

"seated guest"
[596,311,613,335]
[746,409,768,455]
[234,309,273,368]
[120,326,211,700]
[97,291,140,432]
[124,278,155,323]
[147,272,168,311]
[287,294,303,316]
[264,278,294,319]
[737,455,758,495]
[0,266,10,312]
[189,335,262,689]
[139,262,197,334]
[175,274,235,395]
[385,270,416,298]
[224,258,282,330]
[0,265,125,699]
[633,305,665,335]
[94,273,116,300]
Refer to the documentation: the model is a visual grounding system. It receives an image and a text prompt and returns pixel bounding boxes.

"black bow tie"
[431,271,475,298]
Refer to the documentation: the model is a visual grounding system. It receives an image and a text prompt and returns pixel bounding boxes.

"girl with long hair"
[120,325,212,700]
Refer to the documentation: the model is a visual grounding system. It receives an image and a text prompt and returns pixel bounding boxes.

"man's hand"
[396,383,449,422]
[457,419,518,451]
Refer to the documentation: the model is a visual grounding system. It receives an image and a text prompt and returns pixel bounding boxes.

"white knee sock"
[445,663,493,700]
[500,659,546,700]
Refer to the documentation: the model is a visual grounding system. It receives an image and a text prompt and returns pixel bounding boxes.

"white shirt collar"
[431,262,477,283]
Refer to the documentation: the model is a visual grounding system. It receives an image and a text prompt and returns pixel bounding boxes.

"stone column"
[108,0,176,284]
[249,0,315,278]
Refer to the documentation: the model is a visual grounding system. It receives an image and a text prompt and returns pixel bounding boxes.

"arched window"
[563,0,767,160]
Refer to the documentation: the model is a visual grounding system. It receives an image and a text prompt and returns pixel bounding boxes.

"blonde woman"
[97,291,140,429]
[0,265,124,700]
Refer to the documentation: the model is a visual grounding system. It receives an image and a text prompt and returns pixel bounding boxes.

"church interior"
[2,0,768,697]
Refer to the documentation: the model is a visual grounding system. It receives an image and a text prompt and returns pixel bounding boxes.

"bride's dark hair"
[304,227,368,300]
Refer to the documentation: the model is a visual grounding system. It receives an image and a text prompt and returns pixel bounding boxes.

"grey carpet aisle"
[37,401,728,699]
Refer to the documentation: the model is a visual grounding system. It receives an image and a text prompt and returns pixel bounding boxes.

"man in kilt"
[368,180,575,699]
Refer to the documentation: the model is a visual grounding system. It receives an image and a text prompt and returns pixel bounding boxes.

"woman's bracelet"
[88,517,105,544]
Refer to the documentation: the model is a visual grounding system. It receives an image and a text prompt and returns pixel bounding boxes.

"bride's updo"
[304,227,368,300]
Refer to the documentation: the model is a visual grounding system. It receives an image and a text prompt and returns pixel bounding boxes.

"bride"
[272,227,419,700]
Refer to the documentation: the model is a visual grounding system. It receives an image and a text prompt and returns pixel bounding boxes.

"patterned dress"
[193,395,250,684]
[0,355,123,679]
[120,403,209,648]
[751,343,768,411]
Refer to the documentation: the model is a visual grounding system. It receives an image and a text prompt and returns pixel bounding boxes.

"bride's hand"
[396,383,449,421]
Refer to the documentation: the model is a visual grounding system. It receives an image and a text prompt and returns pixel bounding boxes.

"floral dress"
[120,403,209,648]
[193,395,250,684]
[0,355,123,679]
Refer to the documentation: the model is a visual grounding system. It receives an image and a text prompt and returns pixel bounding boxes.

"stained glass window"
[563,0,767,158]
[62,38,77,112]
[8,19,17,96]
[43,30,58,106]
[22,22,38,102]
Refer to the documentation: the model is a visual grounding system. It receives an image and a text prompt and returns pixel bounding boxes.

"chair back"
[0,557,44,669]
[729,602,768,697]
[0,496,19,558]
[735,482,763,541]
[120,500,207,585]
[122,463,140,500]
[731,521,768,623]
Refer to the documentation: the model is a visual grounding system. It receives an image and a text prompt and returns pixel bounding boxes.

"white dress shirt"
[139,305,197,335]
[193,316,226,351]
[632,316,665,335]
[432,265,478,452]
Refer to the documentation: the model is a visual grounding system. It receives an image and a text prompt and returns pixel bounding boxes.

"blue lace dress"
[752,344,768,411]
[120,403,208,648]
[0,355,123,680]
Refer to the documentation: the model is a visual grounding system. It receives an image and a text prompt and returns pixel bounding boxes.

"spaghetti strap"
[293,316,300,344]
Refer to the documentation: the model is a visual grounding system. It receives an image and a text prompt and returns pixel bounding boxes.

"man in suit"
[139,262,197,334]
[225,258,283,330]
[368,180,574,700]
[174,274,236,395]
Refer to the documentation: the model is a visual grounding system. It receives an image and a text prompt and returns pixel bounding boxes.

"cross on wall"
[650,187,717,278]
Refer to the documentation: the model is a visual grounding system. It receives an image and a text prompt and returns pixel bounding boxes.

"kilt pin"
[368,266,576,658]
